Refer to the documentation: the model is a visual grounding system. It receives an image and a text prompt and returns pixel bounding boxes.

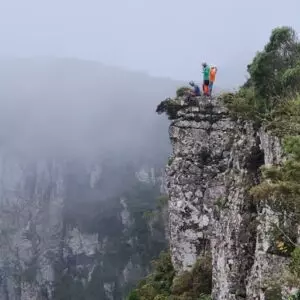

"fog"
[0,4,298,299]
[0,58,182,161]
[0,0,300,89]
[0,1,299,160]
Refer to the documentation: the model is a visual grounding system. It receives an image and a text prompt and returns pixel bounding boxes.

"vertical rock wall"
[0,153,166,300]
[166,97,286,299]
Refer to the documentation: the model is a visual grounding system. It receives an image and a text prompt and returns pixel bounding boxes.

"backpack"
[194,85,201,96]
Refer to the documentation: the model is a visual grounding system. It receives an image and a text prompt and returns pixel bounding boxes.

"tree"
[247,27,300,110]
[223,27,300,120]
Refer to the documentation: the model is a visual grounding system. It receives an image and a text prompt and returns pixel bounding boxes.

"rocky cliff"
[0,153,167,300]
[0,58,180,300]
[165,96,287,299]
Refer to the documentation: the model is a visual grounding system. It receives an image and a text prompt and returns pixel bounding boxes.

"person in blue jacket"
[189,81,201,96]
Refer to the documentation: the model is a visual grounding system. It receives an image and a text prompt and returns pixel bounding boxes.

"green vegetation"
[217,26,300,297]
[127,252,212,300]
[224,26,300,296]
[156,195,169,208]
[222,87,261,122]
[156,94,202,120]
[156,97,186,120]
[264,284,283,300]
[176,86,191,97]
[154,26,300,299]
[167,156,174,166]
[223,27,300,227]
[285,248,300,289]
[53,162,168,300]
[156,85,202,120]
[265,96,300,137]
[250,135,300,211]
[222,26,300,123]
[249,110,300,259]
[127,251,175,300]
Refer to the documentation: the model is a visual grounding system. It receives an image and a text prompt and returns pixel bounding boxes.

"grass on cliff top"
[157,27,300,125]
[220,26,300,126]
[156,85,210,120]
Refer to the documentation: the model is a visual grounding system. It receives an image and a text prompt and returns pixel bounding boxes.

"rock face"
[0,155,64,300]
[166,97,286,299]
[0,153,167,300]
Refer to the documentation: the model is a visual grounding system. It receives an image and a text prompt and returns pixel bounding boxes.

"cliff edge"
[164,96,287,299]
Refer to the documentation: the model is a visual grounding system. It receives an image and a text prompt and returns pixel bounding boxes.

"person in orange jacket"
[209,66,217,96]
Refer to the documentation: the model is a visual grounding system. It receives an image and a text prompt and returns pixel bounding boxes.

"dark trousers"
[203,80,210,95]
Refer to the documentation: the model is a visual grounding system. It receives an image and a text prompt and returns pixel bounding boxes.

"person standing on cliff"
[209,66,217,96]
[202,62,210,96]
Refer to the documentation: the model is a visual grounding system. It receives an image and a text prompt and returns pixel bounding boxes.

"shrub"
[221,87,263,122]
[176,86,191,97]
[264,285,282,300]
[171,271,193,295]
[250,135,300,212]
[127,252,212,300]
[266,95,300,137]
[221,27,300,122]
[156,98,184,120]
[247,27,300,107]
[127,290,139,300]
[290,248,300,279]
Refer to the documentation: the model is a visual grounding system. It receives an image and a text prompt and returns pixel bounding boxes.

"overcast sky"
[0,0,299,88]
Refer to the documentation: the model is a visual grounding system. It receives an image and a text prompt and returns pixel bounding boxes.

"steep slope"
[0,155,167,300]
[0,57,180,159]
[163,96,288,299]
[0,58,179,299]
[128,26,300,300]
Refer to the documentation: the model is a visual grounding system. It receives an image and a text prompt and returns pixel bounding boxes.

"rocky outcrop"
[165,96,287,299]
[0,154,167,300]
[246,129,287,299]
[0,156,64,299]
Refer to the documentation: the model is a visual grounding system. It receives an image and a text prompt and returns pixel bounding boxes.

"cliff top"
[156,96,229,124]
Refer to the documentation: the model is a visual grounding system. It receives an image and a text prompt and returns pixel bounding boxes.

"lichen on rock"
[162,95,288,299]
